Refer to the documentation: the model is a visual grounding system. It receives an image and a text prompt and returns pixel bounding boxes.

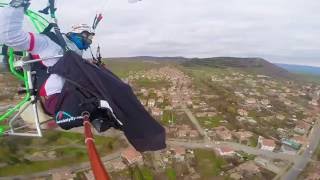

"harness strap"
[28,32,35,52]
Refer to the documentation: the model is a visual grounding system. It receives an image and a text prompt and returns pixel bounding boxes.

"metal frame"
[0,3,51,136]
[3,56,62,137]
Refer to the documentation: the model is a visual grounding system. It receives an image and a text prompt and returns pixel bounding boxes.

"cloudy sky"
[26,0,320,66]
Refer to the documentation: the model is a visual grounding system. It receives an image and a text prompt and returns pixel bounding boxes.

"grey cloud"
[22,0,320,66]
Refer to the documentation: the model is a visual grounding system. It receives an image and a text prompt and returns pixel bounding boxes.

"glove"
[9,0,30,11]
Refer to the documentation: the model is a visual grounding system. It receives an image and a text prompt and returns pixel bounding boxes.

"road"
[281,119,320,180]
[181,105,208,139]
[167,139,296,161]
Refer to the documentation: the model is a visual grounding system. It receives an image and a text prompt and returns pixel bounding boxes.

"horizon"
[17,0,320,67]
[105,55,320,68]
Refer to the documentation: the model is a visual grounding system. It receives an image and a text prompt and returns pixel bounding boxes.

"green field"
[162,110,177,126]
[194,149,227,179]
[198,116,222,129]
[0,130,123,177]
[104,59,164,78]
[133,78,171,89]
[166,167,177,180]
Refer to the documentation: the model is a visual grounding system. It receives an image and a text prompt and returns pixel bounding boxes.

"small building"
[207,112,217,117]
[291,136,307,146]
[246,98,257,104]
[281,139,302,150]
[294,121,311,135]
[176,130,188,137]
[260,99,270,106]
[215,146,235,156]
[111,160,127,171]
[281,144,298,155]
[164,105,173,110]
[258,136,276,151]
[52,170,75,180]
[215,126,232,141]
[237,109,248,116]
[157,98,164,103]
[234,130,253,143]
[147,99,156,108]
[189,130,200,138]
[196,112,207,117]
[171,146,186,161]
[121,147,143,165]
[151,108,163,116]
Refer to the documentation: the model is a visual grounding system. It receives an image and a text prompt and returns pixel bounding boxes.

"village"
[0,64,320,179]
[106,65,320,179]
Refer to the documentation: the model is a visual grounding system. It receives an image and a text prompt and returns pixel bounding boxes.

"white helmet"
[70,24,94,34]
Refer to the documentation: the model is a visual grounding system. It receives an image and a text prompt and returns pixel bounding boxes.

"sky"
[19,0,320,66]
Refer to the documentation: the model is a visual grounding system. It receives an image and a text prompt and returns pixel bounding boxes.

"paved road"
[281,119,320,180]
[181,105,208,139]
[167,140,296,161]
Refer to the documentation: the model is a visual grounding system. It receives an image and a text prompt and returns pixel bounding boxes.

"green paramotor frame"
[0,3,50,134]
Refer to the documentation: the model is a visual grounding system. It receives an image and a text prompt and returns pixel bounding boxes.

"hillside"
[106,56,294,79]
[181,57,295,79]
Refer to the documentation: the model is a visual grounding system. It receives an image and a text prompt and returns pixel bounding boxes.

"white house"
[215,147,235,156]
[258,136,276,151]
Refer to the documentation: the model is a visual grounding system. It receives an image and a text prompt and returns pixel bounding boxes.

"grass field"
[166,167,177,180]
[194,149,227,179]
[133,78,171,89]
[162,110,177,126]
[0,130,123,177]
[198,116,222,129]
[104,59,164,78]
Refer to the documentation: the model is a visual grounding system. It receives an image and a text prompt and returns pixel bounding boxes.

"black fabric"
[1,46,9,71]
[52,51,166,152]
[41,23,64,49]
[30,62,51,92]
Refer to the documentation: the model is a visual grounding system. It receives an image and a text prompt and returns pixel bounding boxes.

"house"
[151,108,163,116]
[121,147,143,165]
[84,170,94,180]
[140,99,147,106]
[237,109,248,116]
[189,130,200,138]
[305,164,320,180]
[147,99,156,107]
[111,160,127,171]
[215,146,235,156]
[215,126,232,141]
[176,130,188,137]
[230,161,260,176]
[234,130,253,142]
[157,98,164,103]
[291,136,307,146]
[258,136,276,151]
[171,146,186,161]
[140,88,147,93]
[156,91,163,97]
[207,112,217,117]
[276,114,286,120]
[165,105,173,110]
[281,144,298,155]
[52,170,75,180]
[281,139,301,150]
[260,99,270,106]
[294,121,311,135]
[246,98,257,104]
[196,112,207,117]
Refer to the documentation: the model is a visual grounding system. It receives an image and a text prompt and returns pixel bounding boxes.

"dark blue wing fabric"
[52,51,166,152]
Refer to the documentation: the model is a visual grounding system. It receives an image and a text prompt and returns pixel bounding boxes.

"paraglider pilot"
[0,0,166,152]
